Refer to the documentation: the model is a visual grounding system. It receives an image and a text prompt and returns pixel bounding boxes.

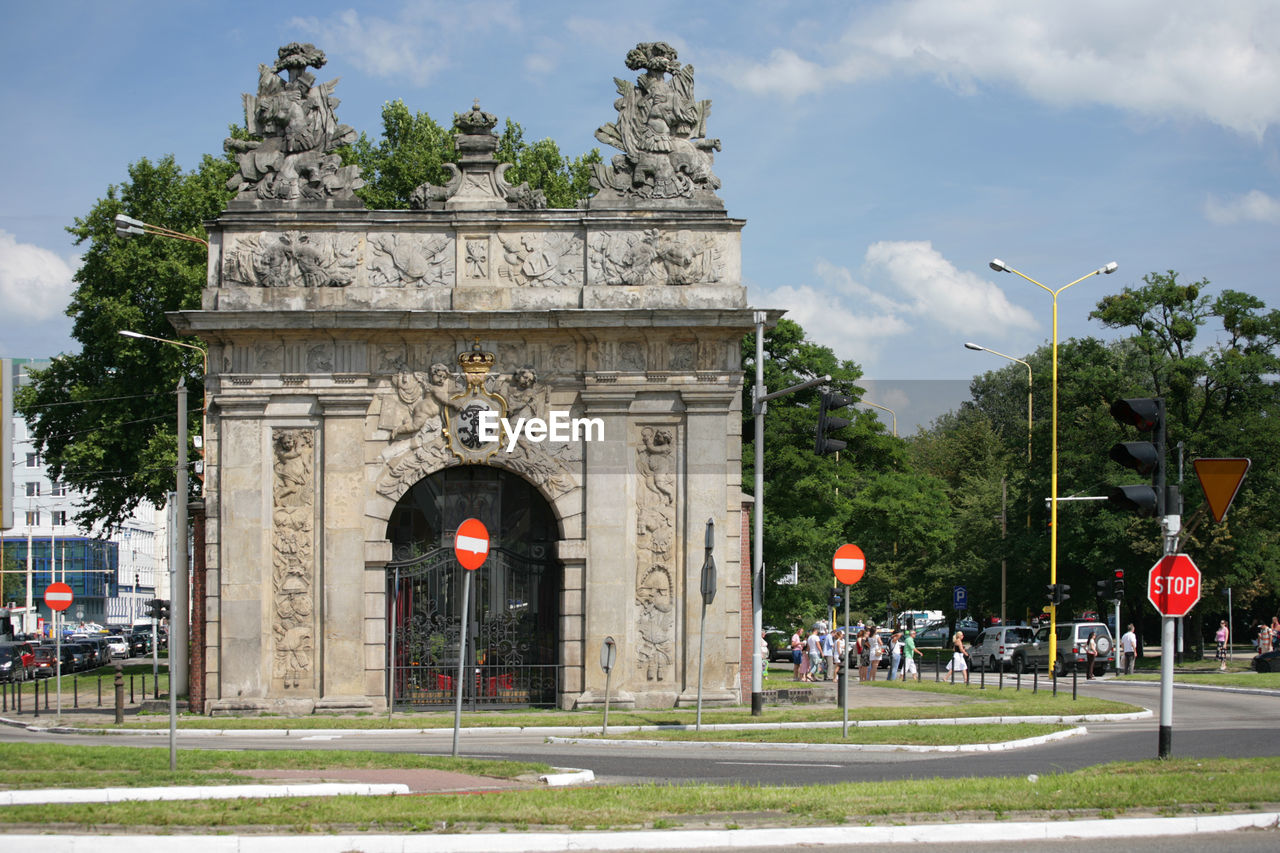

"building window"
[25,482,40,497]
[52,511,67,526]
[25,452,39,468]
[25,511,39,526]
[51,481,67,497]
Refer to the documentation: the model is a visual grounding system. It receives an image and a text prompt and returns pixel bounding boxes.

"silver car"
[970,626,1036,672]
[1011,622,1114,677]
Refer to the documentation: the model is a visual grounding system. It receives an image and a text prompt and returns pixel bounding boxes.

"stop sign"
[453,518,490,571]
[832,544,866,585]
[1147,554,1201,617]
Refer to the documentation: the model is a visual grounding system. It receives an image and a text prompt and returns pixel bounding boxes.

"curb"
[547,725,1089,752]
[0,782,410,806]
[0,812,1276,851]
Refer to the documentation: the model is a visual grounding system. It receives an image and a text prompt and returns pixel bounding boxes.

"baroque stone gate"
[175,41,758,713]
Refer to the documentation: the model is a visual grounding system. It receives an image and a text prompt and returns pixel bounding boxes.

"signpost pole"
[55,609,61,720]
[600,637,616,736]
[696,519,716,732]
[841,589,850,737]
[451,569,472,758]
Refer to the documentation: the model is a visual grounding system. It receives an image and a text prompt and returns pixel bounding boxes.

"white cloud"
[752,282,909,370]
[723,1,1280,137]
[0,230,77,322]
[862,240,1038,334]
[289,2,519,87]
[1205,189,1280,225]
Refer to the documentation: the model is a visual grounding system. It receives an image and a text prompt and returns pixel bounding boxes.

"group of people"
[785,624,925,683]
[1252,617,1280,656]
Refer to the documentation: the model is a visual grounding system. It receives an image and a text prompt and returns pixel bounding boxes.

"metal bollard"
[73,676,78,709]
[837,668,847,708]
[130,675,134,704]
[33,678,39,718]
[1072,664,1078,701]
[979,663,985,690]
[1032,663,1038,694]
[114,663,124,724]
[98,676,102,708]
[16,679,21,714]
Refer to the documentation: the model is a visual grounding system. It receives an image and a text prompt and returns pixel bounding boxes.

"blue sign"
[953,585,968,610]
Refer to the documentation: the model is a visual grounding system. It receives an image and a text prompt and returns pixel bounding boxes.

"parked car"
[1011,621,1115,677]
[78,637,110,670]
[62,642,93,673]
[912,621,954,650]
[1252,650,1280,673]
[0,641,35,680]
[32,645,61,678]
[129,627,154,657]
[105,635,128,659]
[0,645,30,682]
[970,626,1037,672]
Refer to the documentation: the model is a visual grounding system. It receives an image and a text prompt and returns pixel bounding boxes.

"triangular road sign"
[1193,458,1251,523]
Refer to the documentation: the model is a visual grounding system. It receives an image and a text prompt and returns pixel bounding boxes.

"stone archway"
[385,466,562,708]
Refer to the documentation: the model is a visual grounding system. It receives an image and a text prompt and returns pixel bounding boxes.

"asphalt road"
[5,679,1275,787]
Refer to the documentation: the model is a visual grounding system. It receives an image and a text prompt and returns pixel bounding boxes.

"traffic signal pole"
[1157,403,1180,759]
[751,311,830,715]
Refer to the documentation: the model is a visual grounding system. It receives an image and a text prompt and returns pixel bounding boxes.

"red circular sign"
[453,518,490,571]
[832,544,866,585]
[44,582,74,612]
[1147,554,1201,617]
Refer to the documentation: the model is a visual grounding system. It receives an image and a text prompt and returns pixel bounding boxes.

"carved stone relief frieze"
[464,238,489,280]
[272,428,315,690]
[589,229,724,286]
[367,233,455,287]
[635,426,676,681]
[223,231,359,288]
[375,346,579,502]
[497,233,584,287]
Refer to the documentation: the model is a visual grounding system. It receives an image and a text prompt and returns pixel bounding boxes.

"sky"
[2,0,1278,432]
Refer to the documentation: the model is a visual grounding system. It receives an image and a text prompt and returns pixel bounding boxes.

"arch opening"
[385,466,562,708]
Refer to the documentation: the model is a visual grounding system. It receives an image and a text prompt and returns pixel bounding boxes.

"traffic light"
[828,590,843,609]
[1106,397,1164,516]
[147,598,170,620]
[1113,569,1125,597]
[159,600,171,621]
[1045,583,1071,605]
[1096,578,1112,599]
[814,391,853,456]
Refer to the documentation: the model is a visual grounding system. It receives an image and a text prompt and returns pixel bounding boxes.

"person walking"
[831,629,845,681]
[903,628,921,681]
[790,627,805,681]
[888,631,902,682]
[1259,622,1273,655]
[856,629,870,682]
[805,627,822,682]
[1085,630,1099,679]
[760,631,770,679]
[1120,623,1138,675]
[866,626,882,681]
[821,628,835,681]
[946,631,970,685]
[1215,620,1229,671]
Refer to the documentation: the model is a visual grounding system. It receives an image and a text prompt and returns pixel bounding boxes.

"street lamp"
[858,400,896,437]
[118,329,206,700]
[964,342,1032,464]
[988,258,1117,669]
[114,214,208,248]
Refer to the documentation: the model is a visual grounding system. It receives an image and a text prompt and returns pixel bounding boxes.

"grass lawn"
[0,747,1275,833]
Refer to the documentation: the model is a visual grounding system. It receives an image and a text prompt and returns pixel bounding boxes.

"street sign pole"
[600,637,616,736]
[832,544,866,738]
[842,588,850,737]
[696,519,716,732]
[451,518,490,757]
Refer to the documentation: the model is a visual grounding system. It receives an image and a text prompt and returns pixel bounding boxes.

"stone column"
[316,394,379,712]
[574,383,638,708]
[677,387,740,707]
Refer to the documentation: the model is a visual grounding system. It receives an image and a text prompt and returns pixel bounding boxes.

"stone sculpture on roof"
[410,102,548,210]
[224,43,363,203]
[590,42,722,207]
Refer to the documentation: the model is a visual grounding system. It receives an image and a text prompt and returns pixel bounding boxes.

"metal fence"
[390,662,563,710]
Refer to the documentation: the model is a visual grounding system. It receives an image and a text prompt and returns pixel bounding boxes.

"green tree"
[16,154,234,530]
[347,101,601,210]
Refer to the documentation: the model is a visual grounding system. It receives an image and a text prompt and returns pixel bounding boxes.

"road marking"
[299,735,341,741]
[717,762,842,768]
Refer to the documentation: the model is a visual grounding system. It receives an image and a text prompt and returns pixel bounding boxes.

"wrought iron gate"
[387,545,560,709]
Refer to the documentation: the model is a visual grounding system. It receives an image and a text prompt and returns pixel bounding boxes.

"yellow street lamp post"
[988,259,1117,672]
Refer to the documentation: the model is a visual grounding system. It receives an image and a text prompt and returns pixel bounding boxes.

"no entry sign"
[1148,554,1202,617]
[44,582,73,612]
[832,544,866,585]
[453,518,490,571]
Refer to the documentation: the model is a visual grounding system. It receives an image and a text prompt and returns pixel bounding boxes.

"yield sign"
[453,518,490,571]
[832,544,866,585]
[1193,458,1250,523]
[44,582,74,612]
[1148,554,1202,618]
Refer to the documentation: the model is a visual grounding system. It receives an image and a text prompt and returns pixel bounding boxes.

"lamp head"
[118,330,144,339]
[114,213,145,239]
[964,342,985,352]
[989,259,1009,273]
[1102,261,1118,274]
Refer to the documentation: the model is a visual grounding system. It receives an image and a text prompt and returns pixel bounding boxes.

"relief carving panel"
[272,428,316,691]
